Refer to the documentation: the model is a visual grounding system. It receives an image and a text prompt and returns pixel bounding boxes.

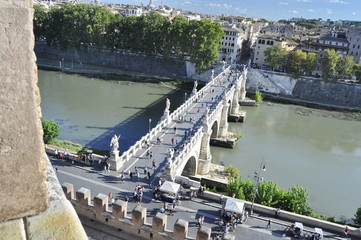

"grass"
[49,139,109,156]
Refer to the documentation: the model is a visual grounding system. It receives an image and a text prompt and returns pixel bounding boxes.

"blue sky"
[97,0,361,21]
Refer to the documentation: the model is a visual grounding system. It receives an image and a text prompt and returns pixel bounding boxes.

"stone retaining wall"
[35,42,189,79]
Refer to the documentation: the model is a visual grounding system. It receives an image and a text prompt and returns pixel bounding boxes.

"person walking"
[152,159,156,170]
[129,171,133,180]
[144,166,147,174]
[147,171,151,181]
[171,138,174,145]
[344,226,349,237]
[266,219,271,229]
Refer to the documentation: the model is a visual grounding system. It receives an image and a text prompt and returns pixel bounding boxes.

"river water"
[38,70,361,220]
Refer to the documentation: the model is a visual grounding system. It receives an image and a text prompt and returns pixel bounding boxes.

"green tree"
[338,55,355,79]
[225,165,241,180]
[256,181,281,207]
[353,206,361,225]
[42,119,60,144]
[302,52,317,75]
[33,5,47,40]
[285,50,307,77]
[264,45,288,70]
[255,90,263,102]
[283,185,313,215]
[321,49,340,80]
[353,64,361,81]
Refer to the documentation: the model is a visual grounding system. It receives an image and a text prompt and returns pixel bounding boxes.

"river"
[38,70,361,220]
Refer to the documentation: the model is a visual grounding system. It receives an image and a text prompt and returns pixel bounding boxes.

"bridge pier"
[219,100,230,138]
[198,128,212,175]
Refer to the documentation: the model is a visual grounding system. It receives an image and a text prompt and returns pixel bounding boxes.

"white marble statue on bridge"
[165,98,170,112]
[192,80,198,96]
[110,134,120,152]
[161,98,171,124]
[211,69,214,80]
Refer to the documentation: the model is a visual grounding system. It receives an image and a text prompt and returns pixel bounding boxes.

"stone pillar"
[240,74,247,101]
[219,101,230,138]
[173,219,188,240]
[196,225,211,240]
[222,233,235,240]
[132,206,147,226]
[76,188,91,207]
[230,89,240,115]
[61,182,74,200]
[109,150,120,171]
[152,212,167,232]
[94,193,108,214]
[112,200,127,219]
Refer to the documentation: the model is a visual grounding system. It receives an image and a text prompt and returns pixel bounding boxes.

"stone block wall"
[35,42,188,79]
[0,1,87,239]
[63,183,217,240]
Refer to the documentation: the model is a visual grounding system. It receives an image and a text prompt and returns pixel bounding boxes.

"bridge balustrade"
[118,65,233,164]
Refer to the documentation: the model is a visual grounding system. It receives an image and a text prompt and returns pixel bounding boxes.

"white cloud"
[223,3,233,9]
[296,0,312,2]
[326,8,333,14]
[328,0,347,4]
[289,10,299,14]
[279,2,289,5]
[234,8,247,14]
[209,3,222,7]
[307,9,315,12]
[352,12,356,15]
[184,1,192,4]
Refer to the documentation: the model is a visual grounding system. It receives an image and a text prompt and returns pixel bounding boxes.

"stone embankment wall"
[35,42,189,79]
[247,68,361,110]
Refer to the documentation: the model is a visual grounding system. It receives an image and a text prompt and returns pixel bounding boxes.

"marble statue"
[110,134,120,152]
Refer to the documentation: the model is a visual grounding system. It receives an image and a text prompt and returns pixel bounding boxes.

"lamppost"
[148,118,152,132]
[184,92,187,102]
[250,161,266,215]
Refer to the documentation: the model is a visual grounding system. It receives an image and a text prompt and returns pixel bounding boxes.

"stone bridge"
[110,64,249,181]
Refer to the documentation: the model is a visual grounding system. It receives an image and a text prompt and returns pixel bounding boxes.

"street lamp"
[148,118,152,132]
[250,161,266,215]
[184,92,187,102]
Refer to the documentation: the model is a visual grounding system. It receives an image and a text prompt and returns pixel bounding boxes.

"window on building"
[231,43,234,46]
[226,37,228,40]
[258,39,262,44]
[353,44,355,48]
[257,51,259,55]
[271,41,274,45]
[262,40,265,44]
[357,52,359,55]
[358,45,360,49]
[256,58,258,60]
[351,51,353,55]
[358,38,360,42]
[233,37,235,41]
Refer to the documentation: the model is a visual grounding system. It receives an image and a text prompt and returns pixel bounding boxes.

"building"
[301,33,349,76]
[346,27,361,64]
[126,6,143,17]
[219,25,245,64]
[252,35,288,67]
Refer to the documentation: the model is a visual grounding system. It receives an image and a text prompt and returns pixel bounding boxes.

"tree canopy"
[264,44,288,70]
[33,3,223,72]
[42,119,60,144]
[321,49,340,80]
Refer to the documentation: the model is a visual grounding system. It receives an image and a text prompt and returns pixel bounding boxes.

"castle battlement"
[61,182,231,240]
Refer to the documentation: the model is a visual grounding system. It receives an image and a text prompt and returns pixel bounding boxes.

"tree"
[33,5,47,40]
[286,50,307,77]
[338,55,355,79]
[353,64,361,82]
[302,52,317,75]
[264,45,288,70]
[225,165,241,180]
[283,185,313,215]
[256,181,281,207]
[321,49,340,80]
[353,206,361,225]
[42,119,60,144]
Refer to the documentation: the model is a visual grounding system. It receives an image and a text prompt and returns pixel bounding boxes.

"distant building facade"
[219,25,244,64]
[252,35,288,67]
[346,27,361,64]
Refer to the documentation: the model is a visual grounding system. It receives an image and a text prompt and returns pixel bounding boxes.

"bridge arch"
[181,156,197,177]
[210,120,219,138]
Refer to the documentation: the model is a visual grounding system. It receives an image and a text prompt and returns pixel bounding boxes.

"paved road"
[53,158,355,240]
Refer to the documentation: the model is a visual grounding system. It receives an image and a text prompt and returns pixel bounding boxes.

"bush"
[225,165,241,180]
[42,119,60,144]
[255,90,263,102]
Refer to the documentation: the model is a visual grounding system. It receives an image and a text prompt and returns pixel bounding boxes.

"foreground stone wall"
[0,1,87,239]
[35,42,188,79]
[0,0,48,223]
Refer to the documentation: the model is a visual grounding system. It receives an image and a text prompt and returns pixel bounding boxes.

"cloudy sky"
[98,0,361,21]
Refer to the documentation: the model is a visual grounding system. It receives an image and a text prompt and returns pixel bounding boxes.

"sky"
[97,0,361,21]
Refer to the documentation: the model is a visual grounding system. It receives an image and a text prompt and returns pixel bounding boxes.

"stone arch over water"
[182,156,197,176]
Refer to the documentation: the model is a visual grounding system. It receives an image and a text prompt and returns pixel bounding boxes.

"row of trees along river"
[33,4,223,72]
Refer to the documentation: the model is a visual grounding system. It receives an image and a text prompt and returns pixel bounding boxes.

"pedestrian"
[129,171,133,180]
[174,126,177,133]
[266,219,271,229]
[147,171,151,181]
[171,137,174,145]
[144,166,147,174]
[120,173,124,183]
[108,192,113,200]
[344,226,349,237]
[152,160,156,170]
[54,167,58,174]
[275,208,280,218]
[124,195,129,202]
[190,191,194,200]
[200,215,205,225]
[219,194,224,204]
[150,151,153,159]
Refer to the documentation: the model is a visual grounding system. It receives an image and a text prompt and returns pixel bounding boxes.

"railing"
[118,65,234,163]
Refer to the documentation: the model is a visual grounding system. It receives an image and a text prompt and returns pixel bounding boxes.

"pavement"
[53,158,356,240]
